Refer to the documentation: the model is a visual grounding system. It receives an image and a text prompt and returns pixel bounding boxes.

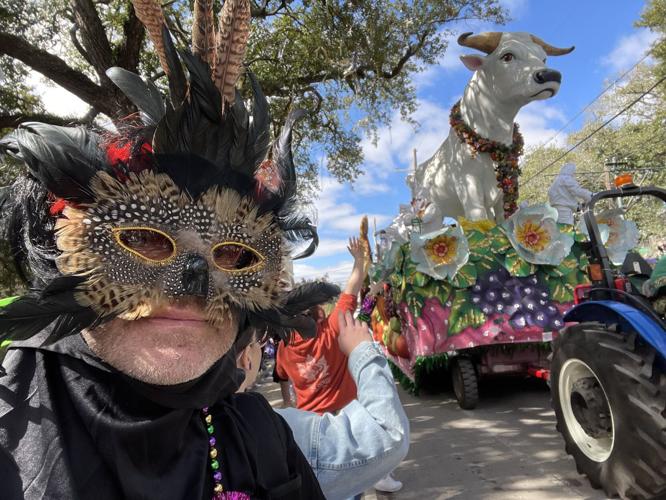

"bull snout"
[533,69,562,84]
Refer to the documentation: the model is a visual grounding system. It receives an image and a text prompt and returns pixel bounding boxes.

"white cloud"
[515,100,567,148]
[352,171,391,195]
[293,260,354,285]
[28,71,90,118]
[313,177,391,234]
[360,98,451,172]
[414,38,468,89]
[602,30,658,73]
[329,212,392,232]
[312,238,350,257]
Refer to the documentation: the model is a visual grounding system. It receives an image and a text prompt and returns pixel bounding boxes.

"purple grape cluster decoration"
[469,268,564,331]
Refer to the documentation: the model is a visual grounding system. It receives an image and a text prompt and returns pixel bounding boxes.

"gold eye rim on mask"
[111,226,177,265]
[211,241,265,273]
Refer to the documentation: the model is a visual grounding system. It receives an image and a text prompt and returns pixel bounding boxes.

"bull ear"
[460,54,484,71]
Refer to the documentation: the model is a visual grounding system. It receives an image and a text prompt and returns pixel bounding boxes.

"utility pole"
[604,157,629,208]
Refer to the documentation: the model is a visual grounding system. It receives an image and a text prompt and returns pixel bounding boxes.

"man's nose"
[182,254,209,297]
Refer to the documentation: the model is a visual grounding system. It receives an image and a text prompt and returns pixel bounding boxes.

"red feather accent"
[49,198,68,216]
[105,139,154,181]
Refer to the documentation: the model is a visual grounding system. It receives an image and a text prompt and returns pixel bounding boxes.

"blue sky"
[28,0,657,285]
[293,0,658,285]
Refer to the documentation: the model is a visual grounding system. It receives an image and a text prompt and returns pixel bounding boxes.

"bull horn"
[530,35,575,56]
[457,32,503,54]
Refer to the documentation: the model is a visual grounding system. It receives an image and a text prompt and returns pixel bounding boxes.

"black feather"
[281,281,340,316]
[245,72,271,168]
[280,215,319,259]
[106,67,165,125]
[229,90,251,174]
[258,109,307,215]
[161,25,187,106]
[153,153,254,198]
[0,123,107,202]
[0,276,98,344]
[247,309,317,341]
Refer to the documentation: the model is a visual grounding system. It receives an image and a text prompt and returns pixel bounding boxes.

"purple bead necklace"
[202,407,249,500]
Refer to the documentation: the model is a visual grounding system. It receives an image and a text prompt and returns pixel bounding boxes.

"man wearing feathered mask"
[0,1,340,498]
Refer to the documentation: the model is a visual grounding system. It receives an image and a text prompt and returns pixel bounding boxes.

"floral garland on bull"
[449,100,524,217]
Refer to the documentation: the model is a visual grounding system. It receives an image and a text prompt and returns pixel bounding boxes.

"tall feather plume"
[130,0,172,78]
[192,0,217,68]
[214,0,251,108]
[245,72,271,168]
[256,108,306,215]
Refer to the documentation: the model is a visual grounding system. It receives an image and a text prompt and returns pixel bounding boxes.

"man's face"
[82,298,237,385]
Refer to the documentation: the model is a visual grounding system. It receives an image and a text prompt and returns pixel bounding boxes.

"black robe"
[0,330,324,500]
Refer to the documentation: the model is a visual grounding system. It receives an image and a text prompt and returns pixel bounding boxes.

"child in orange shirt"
[275,237,366,413]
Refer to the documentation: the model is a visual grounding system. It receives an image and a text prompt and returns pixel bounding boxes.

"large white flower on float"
[596,209,640,265]
[503,204,573,265]
[410,224,469,280]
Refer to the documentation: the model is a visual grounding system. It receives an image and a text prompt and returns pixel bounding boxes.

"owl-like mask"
[56,165,286,327]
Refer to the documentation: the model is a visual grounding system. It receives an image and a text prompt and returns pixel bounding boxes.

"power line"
[538,166,666,177]
[522,73,666,187]
[538,50,654,149]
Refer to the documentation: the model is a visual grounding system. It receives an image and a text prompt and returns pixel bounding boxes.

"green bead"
[207,425,214,435]
[211,459,219,470]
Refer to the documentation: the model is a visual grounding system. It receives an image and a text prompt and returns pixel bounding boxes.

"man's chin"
[82,313,236,386]
[129,351,217,385]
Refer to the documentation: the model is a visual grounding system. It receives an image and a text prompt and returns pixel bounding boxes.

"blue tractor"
[550,181,666,499]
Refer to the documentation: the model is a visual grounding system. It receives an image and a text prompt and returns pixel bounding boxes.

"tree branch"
[251,0,288,18]
[0,31,115,116]
[70,0,113,79]
[117,3,145,71]
[380,29,431,79]
[70,26,94,66]
[0,113,84,130]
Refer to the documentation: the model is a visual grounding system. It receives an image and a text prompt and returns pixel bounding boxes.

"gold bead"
[209,448,218,459]
[205,414,213,424]
[214,484,224,493]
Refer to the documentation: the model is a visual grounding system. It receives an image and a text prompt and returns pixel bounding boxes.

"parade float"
[365,31,641,409]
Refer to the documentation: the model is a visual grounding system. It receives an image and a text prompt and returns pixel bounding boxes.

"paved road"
[257,366,608,500]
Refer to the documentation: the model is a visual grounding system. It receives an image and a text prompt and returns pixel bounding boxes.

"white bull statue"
[413,31,574,224]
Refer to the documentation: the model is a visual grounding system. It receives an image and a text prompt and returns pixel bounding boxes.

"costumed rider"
[0,1,338,499]
[547,162,592,225]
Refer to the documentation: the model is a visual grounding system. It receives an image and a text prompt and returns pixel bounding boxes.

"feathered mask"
[0,0,339,344]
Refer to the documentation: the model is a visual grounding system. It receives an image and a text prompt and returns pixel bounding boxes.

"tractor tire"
[452,357,479,410]
[551,322,666,499]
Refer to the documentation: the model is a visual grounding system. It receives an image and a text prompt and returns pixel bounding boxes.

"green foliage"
[449,261,477,288]
[0,0,507,188]
[503,248,537,277]
[448,288,485,334]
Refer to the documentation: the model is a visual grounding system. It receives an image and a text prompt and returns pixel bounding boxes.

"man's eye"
[211,242,264,272]
[113,227,176,263]
[501,53,514,62]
